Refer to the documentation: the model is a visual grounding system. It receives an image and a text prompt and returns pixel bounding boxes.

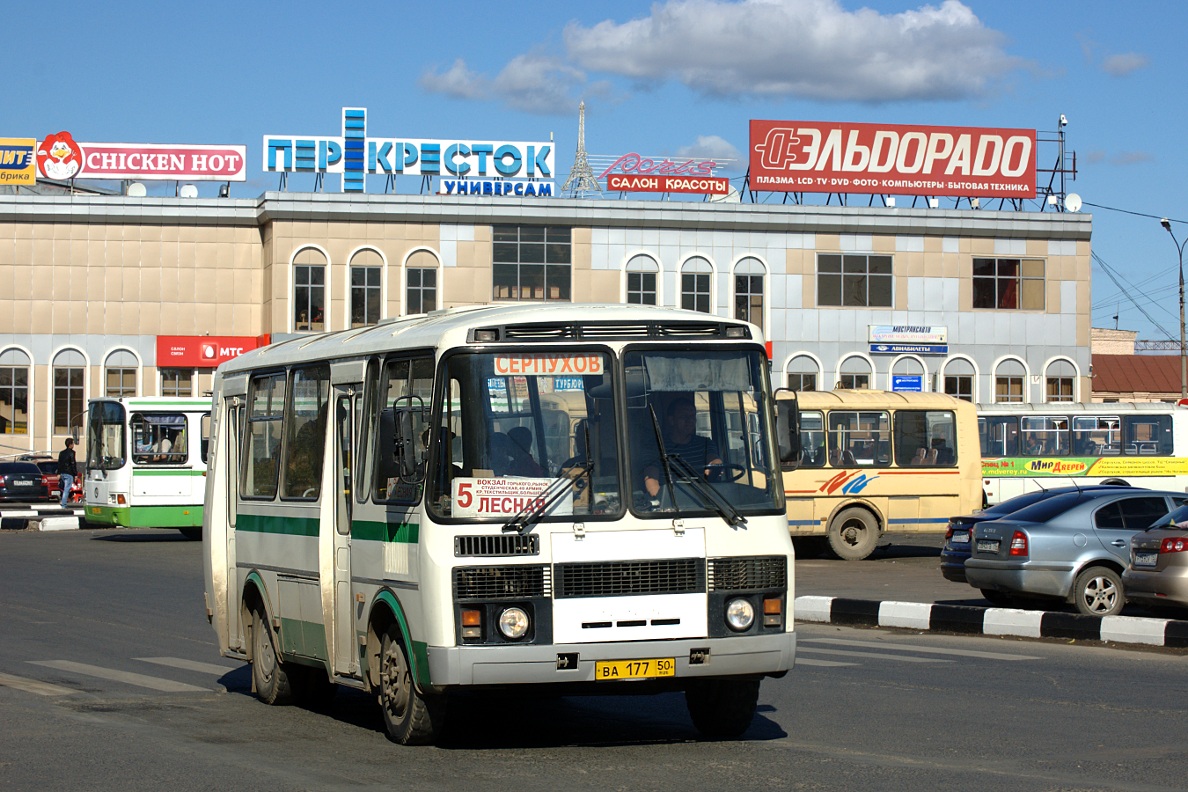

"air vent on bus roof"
[469,321,752,343]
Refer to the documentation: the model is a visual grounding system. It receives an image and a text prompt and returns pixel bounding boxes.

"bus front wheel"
[685,678,760,739]
[251,608,293,706]
[827,507,879,561]
[379,626,445,745]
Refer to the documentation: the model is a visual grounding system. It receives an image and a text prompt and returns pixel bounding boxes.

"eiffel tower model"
[561,101,603,198]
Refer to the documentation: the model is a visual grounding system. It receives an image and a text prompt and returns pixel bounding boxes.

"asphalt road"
[2,527,1187,792]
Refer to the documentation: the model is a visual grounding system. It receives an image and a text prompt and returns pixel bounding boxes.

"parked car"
[0,461,52,503]
[964,488,1188,616]
[19,454,60,498]
[1122,504,1188,613]
[940,485,1133,584]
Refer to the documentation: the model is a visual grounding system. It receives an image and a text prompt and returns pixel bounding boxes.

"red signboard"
[749,120,1036,198]
[606,173,730,194]
[156,335,268,369]
[36,132,247,182]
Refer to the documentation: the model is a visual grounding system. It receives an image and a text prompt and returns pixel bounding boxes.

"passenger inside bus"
[489,430,546,478]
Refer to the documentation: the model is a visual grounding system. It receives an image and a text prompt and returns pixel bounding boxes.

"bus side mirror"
[775,393,800,471]
[382,401,425,482]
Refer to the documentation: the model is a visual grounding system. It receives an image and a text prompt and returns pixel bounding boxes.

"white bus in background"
[202,303,799,745]
[84,397,211,539]
[978,401,1188,504]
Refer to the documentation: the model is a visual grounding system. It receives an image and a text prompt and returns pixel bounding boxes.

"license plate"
[1134,551,1159,568]
[951,530,970,544]
[595,657,675,680]
[976,539,1000,554]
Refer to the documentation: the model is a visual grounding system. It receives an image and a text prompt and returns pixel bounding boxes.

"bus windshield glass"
[426,350,621,521]
[86,401,127,471]
[625,348,780,517]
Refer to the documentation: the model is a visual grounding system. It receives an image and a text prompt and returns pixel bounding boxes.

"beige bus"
[778,390,982,560]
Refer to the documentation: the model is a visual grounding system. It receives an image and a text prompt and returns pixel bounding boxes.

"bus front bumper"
[426,632,796,688]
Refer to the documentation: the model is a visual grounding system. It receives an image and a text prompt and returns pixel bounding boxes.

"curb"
[795,595,1188,649]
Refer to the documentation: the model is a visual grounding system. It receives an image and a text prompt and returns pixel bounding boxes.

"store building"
[0,189,1091,458]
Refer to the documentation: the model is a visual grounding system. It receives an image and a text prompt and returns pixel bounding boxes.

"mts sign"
[157,335,267,369]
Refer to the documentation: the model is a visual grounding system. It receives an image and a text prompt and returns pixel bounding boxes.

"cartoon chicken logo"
[36,131,84,180]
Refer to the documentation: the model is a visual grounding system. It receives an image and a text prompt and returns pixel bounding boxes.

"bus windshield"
[87,401,127,471]
[422,346,780,522]
[426,350,621,521]
[625,348,780,517]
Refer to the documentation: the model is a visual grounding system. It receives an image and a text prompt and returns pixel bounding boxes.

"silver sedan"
[965,489,1188,616]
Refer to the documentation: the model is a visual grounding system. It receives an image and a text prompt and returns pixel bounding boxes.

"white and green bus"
[202,303,799,744]
[84,397,211,539]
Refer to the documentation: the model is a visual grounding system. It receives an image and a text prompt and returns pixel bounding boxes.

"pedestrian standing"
[57,438,78,508]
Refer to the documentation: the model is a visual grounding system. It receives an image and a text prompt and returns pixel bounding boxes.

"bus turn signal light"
[461,609,482,640]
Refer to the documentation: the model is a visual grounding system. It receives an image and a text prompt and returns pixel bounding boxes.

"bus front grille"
[707,556,787,591]
[554,558,705,598]
[454,534,540,557]
[453,565,551,600]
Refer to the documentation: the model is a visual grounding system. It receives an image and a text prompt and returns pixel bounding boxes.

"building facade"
[0,191,1092,458]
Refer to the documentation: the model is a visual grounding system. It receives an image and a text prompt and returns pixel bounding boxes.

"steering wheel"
[705,462,746,483]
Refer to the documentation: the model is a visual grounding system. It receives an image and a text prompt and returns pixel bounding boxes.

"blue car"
[940,485,1133,585]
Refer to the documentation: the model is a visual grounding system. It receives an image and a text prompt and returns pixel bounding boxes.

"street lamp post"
[1160,218,1188,399]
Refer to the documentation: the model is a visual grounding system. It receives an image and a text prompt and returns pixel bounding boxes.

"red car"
[19,455,61,499]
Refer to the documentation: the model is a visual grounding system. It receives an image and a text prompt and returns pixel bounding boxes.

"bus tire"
[379,626,444,745]
[826,507,879,561]
[179,527,201,541]
[685,677,760,739]
[251,608,293,706]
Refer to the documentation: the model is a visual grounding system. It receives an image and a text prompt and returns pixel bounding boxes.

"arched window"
[890,356,925,392]
[786,355,819,391]
[293,247,327,331]
[838,355,872,389]
[0,348,31,435]
[53,349,86,436]
[104,349,138,397]
[349,248,383,328]
[681,256,712,313]
[1045,359,1076,402]
[406,249,439,314]
[625,254,659,305]
[943,358,976,402]
[733,257,765,332]
[995,359,1027,403]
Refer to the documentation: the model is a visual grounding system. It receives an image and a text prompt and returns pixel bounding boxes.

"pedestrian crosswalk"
[0,637,1043,698]
[0,655,243,698]
[796,636,1043,668]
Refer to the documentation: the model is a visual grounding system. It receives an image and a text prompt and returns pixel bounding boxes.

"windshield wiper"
[502,460,593,536]
[647,405,681,511]
[665,455,747,528]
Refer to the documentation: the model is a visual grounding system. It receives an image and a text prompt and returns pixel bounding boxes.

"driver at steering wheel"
[643,397,722,498]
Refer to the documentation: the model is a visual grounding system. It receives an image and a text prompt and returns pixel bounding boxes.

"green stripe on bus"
[351,520,420,544]
[236,513,319,537]
[86,504,203,528]
[278,616,328,661]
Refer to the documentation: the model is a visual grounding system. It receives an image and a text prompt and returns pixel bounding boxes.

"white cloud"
[421,55,589,115]
[563,0,1020,102]
[420,59,489,100]
[675,135,741,161]
[1101,52,1148,77]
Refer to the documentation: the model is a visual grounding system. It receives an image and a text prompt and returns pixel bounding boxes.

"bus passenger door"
[331,390,356,676]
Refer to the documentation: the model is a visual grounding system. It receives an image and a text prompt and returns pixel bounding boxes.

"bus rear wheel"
[827,507,879,561]
[685,678,760,739]
[251,608,293,705]
[379,626,445,745]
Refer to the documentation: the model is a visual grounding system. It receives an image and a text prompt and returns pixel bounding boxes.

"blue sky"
[8,0,1187,342]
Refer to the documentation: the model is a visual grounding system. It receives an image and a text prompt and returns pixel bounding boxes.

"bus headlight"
[498,607,530,639]
[725,598,755,632]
